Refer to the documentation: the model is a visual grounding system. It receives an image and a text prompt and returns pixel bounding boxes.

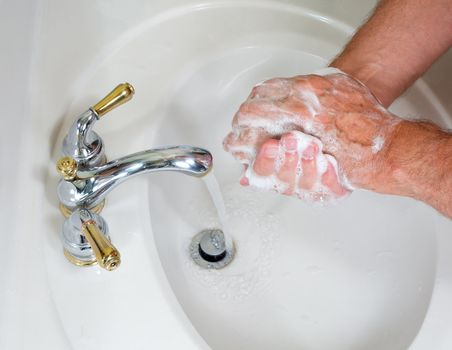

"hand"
[240,130,350,202]
[223,72,401,200]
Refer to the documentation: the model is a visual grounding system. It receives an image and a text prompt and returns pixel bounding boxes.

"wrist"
[378,120,452,203]
[329,58,395,107]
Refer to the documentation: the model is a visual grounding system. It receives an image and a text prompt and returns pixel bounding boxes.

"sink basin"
[147,24,450,349]
[2,0,452,349]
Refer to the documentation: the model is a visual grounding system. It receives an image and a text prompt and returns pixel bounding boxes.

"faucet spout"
[57,146,212,210]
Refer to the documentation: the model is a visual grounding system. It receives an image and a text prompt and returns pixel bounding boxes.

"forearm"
[378,120,452,217]
[330,0,452,107]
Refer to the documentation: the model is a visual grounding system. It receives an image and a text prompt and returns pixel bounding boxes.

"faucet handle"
[81,215,121,271]
[61,82,135,169]
[92,82,135,117]
[62,208,121,271]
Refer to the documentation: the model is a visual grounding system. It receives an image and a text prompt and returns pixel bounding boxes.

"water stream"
[202,171,234,249]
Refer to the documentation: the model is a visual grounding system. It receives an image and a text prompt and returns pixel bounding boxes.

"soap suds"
[244,167,289,194]
[237,114,298,135]
[312,67,345,76]
[299,89,321,115]
[225,68,401,201]
[244,131,350,202]
[227,145,256,161]
[372,136,385,153]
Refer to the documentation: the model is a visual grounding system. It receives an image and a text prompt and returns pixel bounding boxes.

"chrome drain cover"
[190,229,235,269]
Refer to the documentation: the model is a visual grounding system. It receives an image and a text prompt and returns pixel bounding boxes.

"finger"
[240,165,250,186]
[303,74,334,92]
[301,141,320,160]
[321,157,348,196]
[299,158,317,190]
[252,139,279,176]
[233,99,297,132]
[297,139,320,190]
[223,131,236,152]
[274,96,318,125]
[248,78,291,100]
[223,127,267,163]
[231,151,250,164]
[223,131,251,163]
[223,129,252,160]
[233,96,319,137]
[277,134,300,195]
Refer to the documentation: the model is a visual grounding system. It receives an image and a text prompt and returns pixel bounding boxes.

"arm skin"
[331,0,452,217]
[224,0,452,218]
[382,121,452,218]
[330,0,452,107]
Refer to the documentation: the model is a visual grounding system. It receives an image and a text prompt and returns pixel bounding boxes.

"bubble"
[184,183,281,303]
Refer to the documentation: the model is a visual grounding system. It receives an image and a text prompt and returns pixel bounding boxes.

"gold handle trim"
[82,220,121,271]
[56,156,78,180]
[92,82,135,117]
[63,248,97,267]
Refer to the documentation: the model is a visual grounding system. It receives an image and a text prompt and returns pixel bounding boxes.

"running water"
[202,171,234,247]
[185,181,281,300]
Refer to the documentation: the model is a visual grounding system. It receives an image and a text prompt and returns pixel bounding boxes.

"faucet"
[61,82,135,169]
[56,83,213,270]
[57,146,212,210]
[62,208,121,271]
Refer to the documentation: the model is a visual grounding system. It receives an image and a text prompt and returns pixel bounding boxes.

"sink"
[147,22,450,348]
[2,0,452,349]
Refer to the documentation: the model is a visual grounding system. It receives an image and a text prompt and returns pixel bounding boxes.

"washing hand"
[225,0,452,216]
[223,71,401,202]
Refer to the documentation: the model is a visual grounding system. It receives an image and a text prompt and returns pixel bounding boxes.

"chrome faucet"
[57,146,211,210]
[61,83,135,169]
[56,83,213,270]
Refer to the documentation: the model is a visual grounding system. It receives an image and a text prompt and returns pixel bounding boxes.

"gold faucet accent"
[82,219,121,271]
[56,156,78,181]
[92,82,135,117]
[56,82,212,272]
[57,83,135,270]
[61,208,121,271]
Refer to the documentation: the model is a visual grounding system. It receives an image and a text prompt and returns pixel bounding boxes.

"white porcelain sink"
[2,0,452,349]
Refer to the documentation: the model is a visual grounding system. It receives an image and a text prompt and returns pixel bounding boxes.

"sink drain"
[190,229,235,269]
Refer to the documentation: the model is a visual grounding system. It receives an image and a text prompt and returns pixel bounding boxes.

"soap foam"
[311,67,345,76]
[299,89,321,113]
[287,130,314,152]
[244,167,289,194]
[236,114,297,136]
[227,145,256,160]
[227,67,397,200]
[243,131,350,202]
[372,136,385,153]
[315,153,328,175]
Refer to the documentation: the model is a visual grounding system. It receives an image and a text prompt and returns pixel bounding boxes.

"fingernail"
[263,143,279,158]
[282,137,298,152]
[240,176,249,186]
[302,143,318,160]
